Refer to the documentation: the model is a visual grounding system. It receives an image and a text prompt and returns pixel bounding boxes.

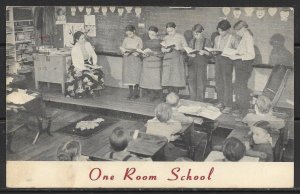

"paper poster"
[55,6,66,24]
[63,23,85,47]
[85,25,96,37]
[84,15,95,26]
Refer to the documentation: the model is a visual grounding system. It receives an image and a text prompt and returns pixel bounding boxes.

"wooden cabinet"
[34,53,71,94]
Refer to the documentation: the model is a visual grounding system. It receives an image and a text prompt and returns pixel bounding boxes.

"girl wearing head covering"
[121,25,143,100]
[232,20,255,117]
[213,20,237,114]
[161,22,188,95]
[65,31,104,98]
[187,24,212,101]
[140,26,163,101]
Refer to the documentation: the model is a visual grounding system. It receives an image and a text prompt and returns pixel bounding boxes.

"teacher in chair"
[65,31,104,98]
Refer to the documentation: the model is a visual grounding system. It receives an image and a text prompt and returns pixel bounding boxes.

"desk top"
[205,151,259,162]
[83,131,168,159]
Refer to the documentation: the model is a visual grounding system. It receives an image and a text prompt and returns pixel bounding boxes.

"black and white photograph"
[5,5,294,188]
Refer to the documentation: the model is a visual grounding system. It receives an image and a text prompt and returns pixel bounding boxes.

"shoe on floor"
[222,107,232,114]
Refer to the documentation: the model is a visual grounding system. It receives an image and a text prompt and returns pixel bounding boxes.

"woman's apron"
[122,54,142,85]
[161,50,186,87]
[140,55,162,90]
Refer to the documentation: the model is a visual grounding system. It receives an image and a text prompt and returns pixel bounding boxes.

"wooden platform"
[38,83,245,130]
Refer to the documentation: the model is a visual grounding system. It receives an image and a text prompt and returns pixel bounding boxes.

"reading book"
[160,42,176,49]
[85,64,102,70]
[136,48,153,55]
[183,47,199,55]
[221,48,241,60]
[204,47,221,53]
[119,47,137,54]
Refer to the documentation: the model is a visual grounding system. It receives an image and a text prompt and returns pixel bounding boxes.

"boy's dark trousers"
[188,55,208,101]
[215,55,233,107]
[234,59,253,116]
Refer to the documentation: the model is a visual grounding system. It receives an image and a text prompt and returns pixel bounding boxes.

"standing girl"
[140,26,163,101]
[233,20,255,117]
[187,24,212,101]
[161,22,188,95]
[121,25,143,100]
[214,20,236,114]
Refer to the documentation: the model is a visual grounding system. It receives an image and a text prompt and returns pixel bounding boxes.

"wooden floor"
[36,82,246,131]
[7,107,147,161]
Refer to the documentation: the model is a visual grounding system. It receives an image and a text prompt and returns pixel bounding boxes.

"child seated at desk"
[146,103,182,142]
[248,120,274,162]
[105,127,151,161]
[166,92,202,124]
[242,95,285,131]
[57,140,88,161]
[215,137,246,162]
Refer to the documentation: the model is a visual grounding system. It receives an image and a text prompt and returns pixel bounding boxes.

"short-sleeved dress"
[161,33,188,87]
[140,38,163,90]
[121,36,143,85]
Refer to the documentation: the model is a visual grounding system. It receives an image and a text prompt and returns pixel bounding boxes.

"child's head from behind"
[222,137,246,161]
[109,127,129,152]
[57,140,81,161]
[251,120,272,145]
[255,95,272,114]
[155,103,172,123]
[166,92,179,107]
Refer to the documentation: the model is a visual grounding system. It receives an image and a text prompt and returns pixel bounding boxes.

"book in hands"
[85,64,102,70]
[221,48,241,60]
[183,47,199,55]
[160,42,176,49]
[119,47,137,54]
[204,47,222,55]
[136,48,153,55]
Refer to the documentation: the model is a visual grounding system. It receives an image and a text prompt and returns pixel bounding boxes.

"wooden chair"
[251,64,291,107]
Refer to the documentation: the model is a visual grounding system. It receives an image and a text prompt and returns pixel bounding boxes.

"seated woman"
[105,127,151,161]
[57,140,88,161]
[65,31,104,98]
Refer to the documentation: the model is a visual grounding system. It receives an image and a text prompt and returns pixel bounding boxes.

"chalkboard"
[91,12,139,54]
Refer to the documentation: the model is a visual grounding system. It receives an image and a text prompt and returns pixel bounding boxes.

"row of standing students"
[121,19,255,117]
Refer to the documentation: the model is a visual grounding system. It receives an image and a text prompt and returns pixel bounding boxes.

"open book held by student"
[136,48,153,55]
[221,48,241,60]
[119,47,137,54]
[183,47,199,55]
[160,42,176,49]
[204,47,222,55]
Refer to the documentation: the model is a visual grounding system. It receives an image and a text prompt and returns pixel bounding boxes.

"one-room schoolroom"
[6,6,294,162]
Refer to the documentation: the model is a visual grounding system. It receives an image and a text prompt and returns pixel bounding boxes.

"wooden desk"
[83,131,168,161]
[6,90,52,147]
[33,52,71,94]
[205,151,259,162]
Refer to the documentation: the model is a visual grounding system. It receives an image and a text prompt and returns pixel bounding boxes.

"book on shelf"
[160,42,176,49]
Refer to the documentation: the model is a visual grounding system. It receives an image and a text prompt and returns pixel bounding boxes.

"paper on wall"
[63,23,85,47]
[84,15,95,26]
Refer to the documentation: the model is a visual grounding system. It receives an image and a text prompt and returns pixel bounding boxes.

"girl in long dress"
[140,26,163,101]
[161,22,188,95]
[121,25,143,100]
